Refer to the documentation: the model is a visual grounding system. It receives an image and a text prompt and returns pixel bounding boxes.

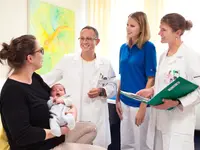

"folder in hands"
[120,76,199,106]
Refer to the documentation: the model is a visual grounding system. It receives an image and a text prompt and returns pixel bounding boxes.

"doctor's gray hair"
[81,26,99,39]
[161,13,193,35]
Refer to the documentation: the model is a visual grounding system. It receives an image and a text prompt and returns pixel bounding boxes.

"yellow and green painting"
[29,0,75,74]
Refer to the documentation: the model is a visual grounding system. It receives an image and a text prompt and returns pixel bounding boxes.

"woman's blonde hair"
[128,12,150,49]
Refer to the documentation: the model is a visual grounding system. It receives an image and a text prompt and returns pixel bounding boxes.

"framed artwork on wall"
[28,0,75,74]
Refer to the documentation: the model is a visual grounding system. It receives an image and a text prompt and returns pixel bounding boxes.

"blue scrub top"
[119,41,157,107]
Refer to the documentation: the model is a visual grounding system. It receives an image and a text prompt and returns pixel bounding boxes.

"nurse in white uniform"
[137,13,200,150]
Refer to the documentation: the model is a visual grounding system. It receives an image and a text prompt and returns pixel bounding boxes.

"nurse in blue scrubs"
[116,11,157,150]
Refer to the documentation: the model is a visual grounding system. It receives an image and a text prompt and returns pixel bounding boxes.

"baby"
[47,83,75,137]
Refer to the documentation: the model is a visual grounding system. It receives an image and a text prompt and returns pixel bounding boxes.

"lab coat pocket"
[182,135,194,150]
[169,133,194,150]
[97,79,108,88]
[91,100,103,123]
[172,106,196,134]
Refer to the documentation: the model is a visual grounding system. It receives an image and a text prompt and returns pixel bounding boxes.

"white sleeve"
[179,51,200,109]
[103,63,117,99]
[63,96,73,107]
[47,98,54,108]
[42,55,68,86]
[42,70,63,87]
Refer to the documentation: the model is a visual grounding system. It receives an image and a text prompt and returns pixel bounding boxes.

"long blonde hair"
[128,12,150,49]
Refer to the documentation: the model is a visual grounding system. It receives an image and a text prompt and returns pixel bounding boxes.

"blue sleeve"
[119,44,125,74]
[144,42,157,77]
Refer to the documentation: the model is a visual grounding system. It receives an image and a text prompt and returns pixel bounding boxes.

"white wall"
[0,0,87,78]
[0,0,28,78]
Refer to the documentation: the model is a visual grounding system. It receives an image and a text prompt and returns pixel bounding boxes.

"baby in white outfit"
[47,83,75,137]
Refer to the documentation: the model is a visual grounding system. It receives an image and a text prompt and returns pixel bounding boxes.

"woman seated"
[0,35,97,150]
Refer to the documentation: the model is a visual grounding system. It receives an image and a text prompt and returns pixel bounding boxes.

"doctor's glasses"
[78,37,98,42]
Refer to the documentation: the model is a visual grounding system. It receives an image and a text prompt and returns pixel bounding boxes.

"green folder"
[148,76,198,106]
[120,76,198,106]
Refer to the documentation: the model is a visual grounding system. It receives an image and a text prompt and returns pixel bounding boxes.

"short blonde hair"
[128,12,150,49]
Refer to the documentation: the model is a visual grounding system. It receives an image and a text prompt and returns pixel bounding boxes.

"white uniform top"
[81,59,95,121]
[42,53,117,148]
[156,54,185,132]
[147,43,200,149]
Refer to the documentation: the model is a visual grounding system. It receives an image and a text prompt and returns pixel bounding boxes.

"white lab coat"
[147,43,200,150]
[42,53,117,148]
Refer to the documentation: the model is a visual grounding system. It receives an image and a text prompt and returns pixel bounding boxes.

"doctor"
[43,26,117,148]
[137,13,200,150]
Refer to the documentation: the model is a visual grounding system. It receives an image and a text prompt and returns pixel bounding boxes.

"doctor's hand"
[136,87,154,98]
[153,99,179,110]
[88,88,101,98]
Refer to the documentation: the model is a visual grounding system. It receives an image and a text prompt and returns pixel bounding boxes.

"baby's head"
[51,83,66,98]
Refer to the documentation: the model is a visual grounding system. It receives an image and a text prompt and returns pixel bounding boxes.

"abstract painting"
[28,0,75,74]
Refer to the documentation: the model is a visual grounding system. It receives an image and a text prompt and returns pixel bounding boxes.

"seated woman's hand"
[53,97,65,104]
[65,105,77,121]
[60,126,69,135]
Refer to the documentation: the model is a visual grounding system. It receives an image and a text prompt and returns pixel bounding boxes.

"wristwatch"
[99,88,106,97]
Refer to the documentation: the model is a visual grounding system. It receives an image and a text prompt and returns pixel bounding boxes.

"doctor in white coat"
[42,26,117,148]
[137,13,200,150]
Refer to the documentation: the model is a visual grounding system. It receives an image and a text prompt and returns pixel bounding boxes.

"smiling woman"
[116,11,157,150]
[138,13,200,150]
[0,35,97,150]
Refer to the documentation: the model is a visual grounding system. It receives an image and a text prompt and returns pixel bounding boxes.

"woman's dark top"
[0,72,65,150]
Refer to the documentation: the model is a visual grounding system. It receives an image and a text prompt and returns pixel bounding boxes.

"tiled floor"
[195,130,200,150]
